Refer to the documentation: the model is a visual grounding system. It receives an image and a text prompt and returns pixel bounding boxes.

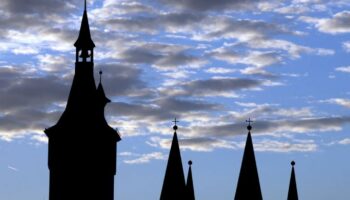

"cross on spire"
[173,118,179,126]
[246,118,253,131]
[246,118,253,125]
[172,118,179,131]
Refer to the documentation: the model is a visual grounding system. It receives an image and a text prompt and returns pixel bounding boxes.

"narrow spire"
[287,161,299,200]
[160,121,186,200]
[74,0,95,49]
[234,120,263,200]
[185,160,195,200]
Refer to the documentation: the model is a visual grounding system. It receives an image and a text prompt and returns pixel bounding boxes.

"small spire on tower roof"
[96,70,111,105]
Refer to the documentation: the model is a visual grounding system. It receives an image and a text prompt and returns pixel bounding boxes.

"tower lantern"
[74,0,95,63]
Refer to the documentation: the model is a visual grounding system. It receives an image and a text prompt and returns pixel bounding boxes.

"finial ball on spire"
[173,125,178,131]
[188,160,192,166]
[172,118,179,131]
[99,70,102,75]
[247,125,252,131]
[291,161,295,166]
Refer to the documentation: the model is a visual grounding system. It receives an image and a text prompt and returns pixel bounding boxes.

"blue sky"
[0,0,350,199]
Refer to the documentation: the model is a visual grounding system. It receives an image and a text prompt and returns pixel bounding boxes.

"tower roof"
[234,122,263,200]
[185,160,195,200]
[74,0,95,49]
[160,122,186,200]
[287,161,299,200]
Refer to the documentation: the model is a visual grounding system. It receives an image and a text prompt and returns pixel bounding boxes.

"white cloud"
[336,66,350,73]
[254,139,317,152]
[7,165,19,172]
[343,41,350,52]
[147,135,317,153]
[338,138,350,145]
[300,11,350,34]
[12,46,39,55]
[148,136,237,152]
[186,117,350,139]
[205,67,237,74]
[31,134,48,143]
[232,102,313,120]
[275,4,310,14]
[322,98,350,108]
[122,152,167,164]
[248,39,334,58]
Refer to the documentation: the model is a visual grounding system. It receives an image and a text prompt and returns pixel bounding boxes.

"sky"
[0,0,350,199]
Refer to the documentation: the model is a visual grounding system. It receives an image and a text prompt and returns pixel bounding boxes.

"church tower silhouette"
[234,119,263,200]
[160,119,187,200]
[44,1,121,200]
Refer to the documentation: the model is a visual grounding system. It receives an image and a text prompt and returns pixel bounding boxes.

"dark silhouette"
[44,1,121,200]
[160,119,186,200]
[287,161,299,200]
[185,160,195,200]
[234,119,263,200]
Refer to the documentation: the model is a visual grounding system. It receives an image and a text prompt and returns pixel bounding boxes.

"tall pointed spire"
[287,161,299,200]
[234,119,263,200]
[185,160,196,200]
[75,1,95,48]
[74,0,95,63]
[160,119,186,200]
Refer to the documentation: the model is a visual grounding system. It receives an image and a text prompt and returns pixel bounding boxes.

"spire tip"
[188,160,193,166]
[246,118,253,131]
[172,118,179,131]
[291,160,295,166]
